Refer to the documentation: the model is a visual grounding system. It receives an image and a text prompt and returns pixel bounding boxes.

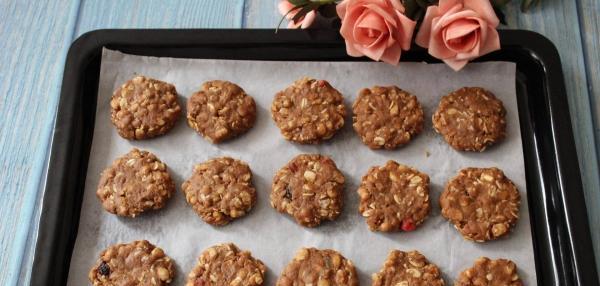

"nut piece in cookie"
[440,167,520,242]
[186,243,266,286]
[187,80,256,143]
[432,87,506,151]
[96,148,175,217]
[276,248,359,286]
[353,86,424,149]
[89,240,174,286]
[110,76,181,140]
[372,250,444,286]
[455,257,523,286]
[182,157,256,226]
[358,161,430,232]
[271,154,345,227]
[271,77,346,144]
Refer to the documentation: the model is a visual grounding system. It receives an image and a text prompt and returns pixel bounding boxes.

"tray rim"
[30,28,598,286]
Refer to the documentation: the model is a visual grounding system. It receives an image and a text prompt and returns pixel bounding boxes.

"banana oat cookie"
[270,154,345,227]
[432,87,506,151]
[455,257,523,286]
[352,86,424,149]
[276,248,359,286]
[187,80,256,143]
[89,240,174,286]
[182,157,256,226]
[372,250,444,286]
[186,243,266,286]
[358,161,430,232]
[110,75,181,140]
[271,77,346,144]
[96,148,175,217]
[440,167,520,242]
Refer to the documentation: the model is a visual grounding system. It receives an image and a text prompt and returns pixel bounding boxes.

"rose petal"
[444,58,469,71]
[380,41,402,65]
[438,0,462,13]
[436,8,479,28]
[395,12,416,50]
[278,1,297,20]
[300,11,316,29]
[386,0,405,13]
[478,26,500,55]
[444,18,479,39]
[363,3,398,28]
[337,0,349,18]
[464,0,499,27]
[415,5,440,47]
[428,17,457,59]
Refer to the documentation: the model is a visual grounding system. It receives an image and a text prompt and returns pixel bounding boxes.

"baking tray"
[31,29,598,286]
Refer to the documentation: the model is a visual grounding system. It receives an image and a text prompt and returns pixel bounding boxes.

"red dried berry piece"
[401,218,416,231]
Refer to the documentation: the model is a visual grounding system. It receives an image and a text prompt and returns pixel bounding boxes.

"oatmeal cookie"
[432,87,506,151]
[372,250,444,286]
[276,248,358,286]
[455,257,523,286]
[89,240,174,286]
[96,148,175,217]
[358,161,430,232]
[440,167,520,242]
[186,243,266,286]
[270,154,345,227]
[187,80,256,143]
[353,86,424,149]
[110,75,181,140]
[182,157,256,226]
[271,77,346,144]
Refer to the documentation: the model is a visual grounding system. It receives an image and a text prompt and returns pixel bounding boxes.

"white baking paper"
[67,49,537,285]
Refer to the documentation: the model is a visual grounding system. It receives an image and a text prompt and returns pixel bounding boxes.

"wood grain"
[0,0,597,285]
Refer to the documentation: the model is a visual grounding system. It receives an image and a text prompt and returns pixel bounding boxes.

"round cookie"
[358,161,430,232]
[432,87,506,151]
[89,240,174,286]
[182,157,256,226]
[352,86,424,149]
[455,257,523,286]
[276,248,359,286]
[96,148,175,217]
[186,243,266,286]
[187,80,256,143]
[271,77,346,144]
[270,154,345,227]
[110,75,181,140]
[440,167,520,242]
[372,250,444,286]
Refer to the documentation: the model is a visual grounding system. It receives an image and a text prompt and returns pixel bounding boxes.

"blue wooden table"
[0,1,598,284]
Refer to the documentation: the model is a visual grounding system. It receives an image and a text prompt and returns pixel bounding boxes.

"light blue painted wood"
[0,0,597,285]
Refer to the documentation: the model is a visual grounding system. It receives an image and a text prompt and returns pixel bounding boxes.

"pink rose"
[336,0,416,65]
[415,0,501,71]
[278,0,316,29]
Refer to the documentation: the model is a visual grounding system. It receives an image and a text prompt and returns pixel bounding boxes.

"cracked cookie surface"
[440,167,520,242]
[96,148,175,217]
[187,80,256,143]
[89,240,174,286]
[271,77,346,144]
[110,76,181,140]
[455,257,523,286]
[353,86,424,149]
[186,243,266,286]
[276,248,358,286]
[372,250,444,286]
[182,157,257,226]
[432,87,506,151]
[270,154,344,227]
[358,161,430,232]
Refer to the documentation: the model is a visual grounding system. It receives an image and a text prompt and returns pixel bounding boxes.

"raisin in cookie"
[182,157,256,226]
[372,250,444,286]
[440,167,520,242]
[358,161,430,232]
[353,86,424,149]
[110,76,181,140]
[455,257,523,286]
[96,148,175,217]
[432,87,506,151]
[186,243,266,286]
[276,248,359,286]
[187,80,256,143]
[271,77,346,144]
[271,154,345,227]
[89,240,174,286]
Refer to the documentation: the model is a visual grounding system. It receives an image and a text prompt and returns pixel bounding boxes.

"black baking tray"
[31,29,598,286]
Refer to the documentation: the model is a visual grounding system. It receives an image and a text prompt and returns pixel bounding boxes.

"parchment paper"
[67,49,537,285]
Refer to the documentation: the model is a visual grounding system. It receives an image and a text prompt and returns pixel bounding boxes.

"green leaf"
[276,4,303,33]
[288,0,310,6]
